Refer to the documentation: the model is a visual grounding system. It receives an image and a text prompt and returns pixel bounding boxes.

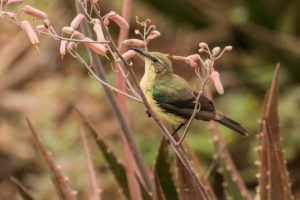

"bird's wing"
[151,75,215,115]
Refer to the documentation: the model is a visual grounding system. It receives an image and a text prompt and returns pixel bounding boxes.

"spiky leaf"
[80,128,101,200]
[9,177,36,200]
[77,112,130,199]
[26,117,78,200]
[210,122,252,200]
[256,64,293,200]
[153,137,179,200]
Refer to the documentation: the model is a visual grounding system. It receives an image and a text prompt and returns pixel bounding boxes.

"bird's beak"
[129,48,150,59]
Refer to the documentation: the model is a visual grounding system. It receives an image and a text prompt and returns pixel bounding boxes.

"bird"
[130,48,248,136]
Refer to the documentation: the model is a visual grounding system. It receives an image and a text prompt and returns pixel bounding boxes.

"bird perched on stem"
[130,48,248,136]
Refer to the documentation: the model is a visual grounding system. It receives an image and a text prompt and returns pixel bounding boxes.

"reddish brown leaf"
[153,137,179,200]
[154,171,166,200]
[26,117,78,200]
[256,64,294,200]
[175,154,206,200]
[81,128,102,200]
[185,143,217,200]
[9,176,36,200]
[204,84,252,200]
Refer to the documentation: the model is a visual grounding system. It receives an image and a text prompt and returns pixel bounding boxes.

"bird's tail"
[216,115,248,136]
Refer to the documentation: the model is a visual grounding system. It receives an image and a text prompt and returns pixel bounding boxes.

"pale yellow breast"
[140,73,186,125]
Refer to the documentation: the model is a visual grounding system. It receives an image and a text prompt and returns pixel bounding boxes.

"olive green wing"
[151,75,215,112]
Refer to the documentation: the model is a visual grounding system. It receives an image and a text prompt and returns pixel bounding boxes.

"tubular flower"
[70,13,85,29]
[122,39,145,48]
[82,37,106,56]
[211,71,224,95]
[60,40,68,59]
[92,19,105,41]
[62,26,75,35]
[6,0,23,5]
[72,31,106,56]
[146,30,160,41]
[104,11,129,30]
[0,11,16,19]
[21,20,40,51]
[118,50,136,62]
[23,5,48,20]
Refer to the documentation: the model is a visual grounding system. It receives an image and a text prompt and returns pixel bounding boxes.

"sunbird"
[131,48,248,136]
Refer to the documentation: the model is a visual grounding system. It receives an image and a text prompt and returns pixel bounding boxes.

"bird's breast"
[140,74,186,125]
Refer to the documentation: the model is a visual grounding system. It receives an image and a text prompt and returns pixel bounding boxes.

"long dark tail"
[216,115,248,136]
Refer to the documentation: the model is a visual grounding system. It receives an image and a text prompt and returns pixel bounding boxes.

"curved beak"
[129,48,151,59]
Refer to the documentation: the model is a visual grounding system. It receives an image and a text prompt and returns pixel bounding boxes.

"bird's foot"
[146,110,151,117]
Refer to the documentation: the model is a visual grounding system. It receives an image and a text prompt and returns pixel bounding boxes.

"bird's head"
[130,48,173,76]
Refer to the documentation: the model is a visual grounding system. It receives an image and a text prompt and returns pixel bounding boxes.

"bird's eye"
[152,57,159,63]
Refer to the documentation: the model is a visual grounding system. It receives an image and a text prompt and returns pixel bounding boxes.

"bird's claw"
[146,110,151,117]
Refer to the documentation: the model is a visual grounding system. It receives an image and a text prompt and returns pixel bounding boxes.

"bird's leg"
[146,110,151,117]
[171,123,185,136]
[164,123,185,144]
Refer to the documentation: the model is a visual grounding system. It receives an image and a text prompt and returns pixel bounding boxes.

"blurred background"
[1,0,300,199]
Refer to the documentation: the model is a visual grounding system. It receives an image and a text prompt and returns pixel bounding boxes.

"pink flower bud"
[36,25,48,32]
[23,5,48,20]
[224,46,233,51]
[198,49,205,53]
[119,50,136,62]
[82,37,106,56]
[62,26,75,35]
[21,20,39,49]
[60,40,68,59]
[122,39,145,48]
[146,30,160,41]
[70,13,85,29]
[93,19,105,41]
[134,29,140,35]
[212,47,221,56]
[199,42,208,49]
[148,25,156,31]
[0,11,16,19]
[211,71,224,95]
[104,11,129,29]
[7,0,23,5]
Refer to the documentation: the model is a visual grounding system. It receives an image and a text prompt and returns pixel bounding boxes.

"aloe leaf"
[256,64,294,200]
[185,143,217,200]
[210,121,252,200]
[26,117,78,200]
[153,137,179,200]
[9,176,36,200]
[153,171,166,200]
[175,154,206,200]
[136,175,154,200]
[76,111,130,199]
[80,128,102,200]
